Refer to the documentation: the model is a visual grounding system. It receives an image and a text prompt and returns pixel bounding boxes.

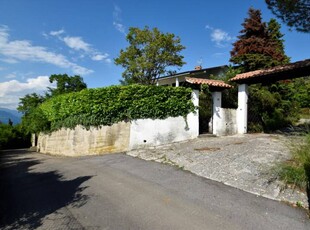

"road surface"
[0,149,309,229]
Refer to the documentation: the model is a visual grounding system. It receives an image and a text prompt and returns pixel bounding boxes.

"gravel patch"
[127,133,309,209]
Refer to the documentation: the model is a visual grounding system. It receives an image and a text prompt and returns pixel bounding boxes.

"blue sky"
[0,0,309,109]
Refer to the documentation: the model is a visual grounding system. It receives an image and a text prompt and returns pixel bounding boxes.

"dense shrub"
[40,85,195,131]
[0,124,30,150]
[248,81,300,132]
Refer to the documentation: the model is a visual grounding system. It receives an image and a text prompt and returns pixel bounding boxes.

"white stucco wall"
[213,108,237,136]
[129,89,199,149]
[129,113,198,150]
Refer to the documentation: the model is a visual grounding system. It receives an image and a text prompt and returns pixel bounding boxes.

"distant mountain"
[0,108,22,125]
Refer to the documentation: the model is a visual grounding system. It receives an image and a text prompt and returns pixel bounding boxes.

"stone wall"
[37,122,131,156]
[37,114,198,156]
[37,90,199,156]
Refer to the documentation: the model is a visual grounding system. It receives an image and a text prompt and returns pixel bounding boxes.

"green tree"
[17,93,49,134]
[267,18,290,64]
[230,8,288,72]
[47,74,87,97]
[115,26,186,85]
[17,93,45,115]
[18,74,87,134]
[229,8,301,131]
[0,123,30,149]
[265,0,310,33]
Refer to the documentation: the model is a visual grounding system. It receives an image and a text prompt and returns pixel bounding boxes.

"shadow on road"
[0,149,92,229]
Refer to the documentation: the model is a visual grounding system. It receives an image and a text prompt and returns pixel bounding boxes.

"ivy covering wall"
[40,85,195,131]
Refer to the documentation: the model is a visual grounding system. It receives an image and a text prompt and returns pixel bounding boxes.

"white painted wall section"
[237,84,248,134]
[129,89,199,149]
[215,108,237,136]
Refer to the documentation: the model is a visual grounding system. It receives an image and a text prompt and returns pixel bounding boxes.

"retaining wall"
[37,113,198,156]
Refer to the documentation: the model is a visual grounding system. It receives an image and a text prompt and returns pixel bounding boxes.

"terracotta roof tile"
[185,77,233,88]
[230,59,310,82]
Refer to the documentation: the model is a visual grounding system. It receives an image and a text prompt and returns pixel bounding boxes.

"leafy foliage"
[267,18,290,64]
[17,93,45,115]
[47,74,87,97]
[266,0,310,33]
[17,74,87,134]
[199,85,212,134]
[291,77,310,108]
[248,82,300,131]
[40,85,195,131]
[115,26,186,85]
[230,8,289,72]
[0,124,30,149]
[17,93,49,134]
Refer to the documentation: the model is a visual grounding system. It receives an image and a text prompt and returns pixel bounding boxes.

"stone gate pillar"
[237,84,248,134]
[212,91,222,135]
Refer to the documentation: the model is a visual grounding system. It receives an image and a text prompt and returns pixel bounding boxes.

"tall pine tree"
[267,18,290,64]
[230,8,300,132]
[230,8,288,72]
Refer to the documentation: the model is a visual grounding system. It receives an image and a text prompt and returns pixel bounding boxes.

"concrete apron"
[127,133,309,209]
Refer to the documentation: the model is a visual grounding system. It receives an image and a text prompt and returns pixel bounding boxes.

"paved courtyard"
[128,133,309,209]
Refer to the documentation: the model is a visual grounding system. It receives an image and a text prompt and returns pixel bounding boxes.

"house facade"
[157,65,237,136]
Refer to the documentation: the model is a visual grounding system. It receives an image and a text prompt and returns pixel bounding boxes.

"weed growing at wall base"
[277,134,310,191]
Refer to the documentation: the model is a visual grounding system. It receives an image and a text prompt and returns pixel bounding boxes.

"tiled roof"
[185,77,233,88]
[230,59,310,82]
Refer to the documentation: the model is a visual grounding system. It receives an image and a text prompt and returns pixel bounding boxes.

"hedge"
[40,85,195,130]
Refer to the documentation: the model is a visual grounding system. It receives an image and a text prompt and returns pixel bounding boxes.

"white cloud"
[205,25,214,30]
[0,76,55,109]
[0,26,93,75]
[205,25,234,48]
[212,52,225,58]
[50,29,65,37]
[4,73,17,79]
[113,5,126,35]
[113,22,126,35]
[0,58,18,64]
[91,53,108,61]
[63,36,91,52]
[211,29,233,47]
[49,29,111,63]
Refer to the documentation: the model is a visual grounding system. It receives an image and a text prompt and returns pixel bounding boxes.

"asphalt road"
[0,149,309,230]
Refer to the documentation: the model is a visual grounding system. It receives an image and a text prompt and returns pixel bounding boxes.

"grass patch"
[277,134,310,191]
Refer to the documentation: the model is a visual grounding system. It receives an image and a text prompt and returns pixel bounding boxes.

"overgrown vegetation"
[248,81,302,132]
[40,85,195,131]
[18,74,87,135]
[277,134,310,191]
[0,123,30,149]
[229,7,309,132]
